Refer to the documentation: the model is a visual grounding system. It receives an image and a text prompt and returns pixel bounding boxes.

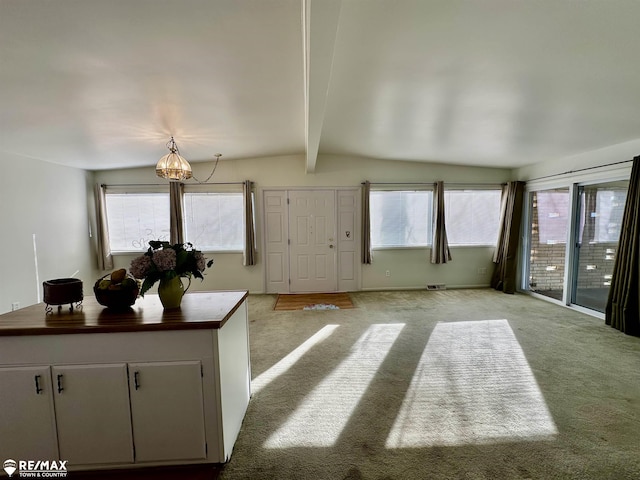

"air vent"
[426,284,446,291]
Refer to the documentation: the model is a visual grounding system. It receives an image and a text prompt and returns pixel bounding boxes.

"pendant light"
[156,137,192,181]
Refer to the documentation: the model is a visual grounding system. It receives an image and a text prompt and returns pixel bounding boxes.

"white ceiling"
[2,0,640,172]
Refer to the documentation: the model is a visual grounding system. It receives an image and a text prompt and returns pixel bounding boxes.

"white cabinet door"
[128,361,207,462]
[52,364,134,465]
[0,366,58,460]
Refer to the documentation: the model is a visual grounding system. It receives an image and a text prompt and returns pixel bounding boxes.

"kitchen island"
[0,290,250,472]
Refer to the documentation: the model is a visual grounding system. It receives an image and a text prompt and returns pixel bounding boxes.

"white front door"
[288,190,337,292]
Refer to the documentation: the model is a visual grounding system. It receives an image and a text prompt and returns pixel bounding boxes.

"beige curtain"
[431,181,451,264]
[491,181,525,293]
[243,180,257,266]
[362,181,372,264]
[606,156,640,336]
[94,183,113,271]
[169,182,184,244]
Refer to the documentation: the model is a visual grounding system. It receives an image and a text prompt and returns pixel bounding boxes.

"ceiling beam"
[303,0,342,173]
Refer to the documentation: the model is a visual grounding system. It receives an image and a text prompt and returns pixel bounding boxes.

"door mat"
[274,293,354,311]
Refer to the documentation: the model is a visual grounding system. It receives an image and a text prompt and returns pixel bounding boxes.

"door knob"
[329,244,334,248]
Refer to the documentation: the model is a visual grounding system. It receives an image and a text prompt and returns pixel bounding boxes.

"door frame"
[522,167,631,319]
[262,187,361,294]
[569,177,630,313]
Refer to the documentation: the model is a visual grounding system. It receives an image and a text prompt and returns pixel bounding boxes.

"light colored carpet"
[273,292,354,311]
[221,289,640,480]
[386,319,557,448]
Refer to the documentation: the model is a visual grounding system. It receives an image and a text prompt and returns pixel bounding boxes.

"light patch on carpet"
[386,319,558,448]
[252,325,340,394]
[264,323,404,448]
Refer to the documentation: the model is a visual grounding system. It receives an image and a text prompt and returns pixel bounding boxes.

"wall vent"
[426,284,446,291]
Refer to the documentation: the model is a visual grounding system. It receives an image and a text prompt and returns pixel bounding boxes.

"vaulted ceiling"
[2,0,640,172]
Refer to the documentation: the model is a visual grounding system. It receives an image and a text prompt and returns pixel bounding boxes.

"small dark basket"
[93,275,140,310]
[43,278,83,313]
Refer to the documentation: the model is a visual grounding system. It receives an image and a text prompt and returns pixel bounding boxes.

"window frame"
[104,185,171,254]
[369,187,434,250]
[102,183,248,255]
[182,184,245,253]
[443,187,503,247]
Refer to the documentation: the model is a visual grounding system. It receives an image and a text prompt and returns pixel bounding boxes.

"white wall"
[516,138,639,183]
[93,154,511,293]
[0,153,95,313]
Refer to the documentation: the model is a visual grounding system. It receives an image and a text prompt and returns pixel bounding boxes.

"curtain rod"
[360,181,506,186]
[526,158,634,183]
[180,181,250,186]
[102,181,247,187]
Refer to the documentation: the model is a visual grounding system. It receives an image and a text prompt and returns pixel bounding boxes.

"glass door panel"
[528,188,570,301]
[572,181,628,312]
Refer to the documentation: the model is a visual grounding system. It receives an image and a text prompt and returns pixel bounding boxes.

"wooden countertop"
[0,290,248,336]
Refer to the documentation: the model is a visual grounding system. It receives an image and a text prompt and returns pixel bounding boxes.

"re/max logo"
[4,458,69,478]
[19,460,67,471]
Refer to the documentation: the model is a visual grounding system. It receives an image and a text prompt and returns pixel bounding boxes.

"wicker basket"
[93,274,140,310]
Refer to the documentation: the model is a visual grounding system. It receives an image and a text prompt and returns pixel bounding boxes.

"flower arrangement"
[130,240,213,296]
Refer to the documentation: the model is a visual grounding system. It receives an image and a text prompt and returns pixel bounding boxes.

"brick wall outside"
[529,192,618,291]
[529,190,568,291]
[576,242,616,288]
[530,243,566,291]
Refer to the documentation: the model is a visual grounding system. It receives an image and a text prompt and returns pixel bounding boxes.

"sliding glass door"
[527,188,571,301]
[525,179,629,313]
[572,181,628,312]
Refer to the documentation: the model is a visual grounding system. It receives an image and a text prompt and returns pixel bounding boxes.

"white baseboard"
[360,284,491,292]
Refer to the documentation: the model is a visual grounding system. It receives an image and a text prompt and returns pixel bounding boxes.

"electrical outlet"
[11,302,20,311]
[385,270,391,277]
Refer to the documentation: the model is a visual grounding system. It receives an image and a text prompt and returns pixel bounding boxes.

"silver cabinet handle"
[35,375,43,394]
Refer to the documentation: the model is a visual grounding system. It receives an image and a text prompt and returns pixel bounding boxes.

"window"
[444,190,502,246]
[594,189,627,243]
[577,187,627,244]
[573,180,629,312]
[370,191,432,248]
[535,190,570,244]
[105,192,170,252]
[103,184,249,255]
[183,192,244,251]
[528,188,570,301]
